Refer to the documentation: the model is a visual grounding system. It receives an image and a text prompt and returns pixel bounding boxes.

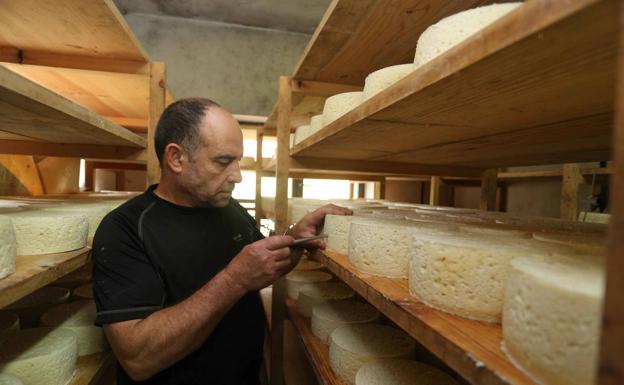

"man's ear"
[163,143,185,174]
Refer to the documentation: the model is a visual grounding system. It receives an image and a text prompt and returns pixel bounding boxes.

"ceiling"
[113,0,332,34]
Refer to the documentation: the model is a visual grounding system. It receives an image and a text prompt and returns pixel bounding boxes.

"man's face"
[179,108,244,208]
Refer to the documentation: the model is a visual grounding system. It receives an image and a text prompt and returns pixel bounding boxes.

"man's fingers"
[261,235,294,250]
[302,204,353,226]
[272,246,292,261]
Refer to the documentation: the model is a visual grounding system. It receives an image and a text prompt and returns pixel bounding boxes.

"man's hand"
[290,204,353,250]
[224,235,294,291]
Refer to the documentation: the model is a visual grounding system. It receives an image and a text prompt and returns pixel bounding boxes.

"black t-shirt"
[92,185,265,385]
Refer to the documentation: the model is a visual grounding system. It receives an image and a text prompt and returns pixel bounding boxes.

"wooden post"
[429,176,441,206]
[147,62,166,187]
[560,163,583,220]
[255,126,264,227]
[270,76,292,385]
[480,169,498,211]
[0,155,45,196]
[374,178,386,200]
[598,3,624,381]
[84,161,94,192]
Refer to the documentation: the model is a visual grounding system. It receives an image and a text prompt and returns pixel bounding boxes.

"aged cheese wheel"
[294,125,312,145]
[355,359,459,385]
[311,300,379,343]
[363,64,415,100]
[322,92,363,127]
[293,258,324,271]
[532,231,606,255]
[0,374,23,385]
[298,282,355,317]
[310,114,324,133]
[285,271,333,300]
[324,214,358,255]
[0,216,16,280]
[43,203,111,239]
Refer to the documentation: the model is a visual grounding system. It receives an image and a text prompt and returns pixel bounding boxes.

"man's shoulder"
[94,192,155,242]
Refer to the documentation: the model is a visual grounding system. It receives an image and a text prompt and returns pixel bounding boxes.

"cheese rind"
[355,359,459,385]
[7,211,88,255]
[43,203,111,239]
[363,64,415,100]
[414,3,522,67]
[285,271,333,300]
[294,125,312,145]
[502,257,604,385]
[311,300,379,343]
[0,327,78,385]
[329,324,415,385]
[532,231,606,255]
[0,216,16,279]
[0,374,23,385]
[324,214,358,255]
[322,92,363,127]
[40,300,109,356]
[7,286,70,327]
[298,282,355,317]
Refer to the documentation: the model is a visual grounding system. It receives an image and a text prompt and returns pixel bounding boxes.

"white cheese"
[458,223,532,239]
[502,257,604,385]
[6,211,88,255]
[348,218,456,279]
[355,359,459,385]
[289,133,295,148]
[363,64,415,100]
[311,300,380,343]
[310,114,324,133]
[322,92,363,127]
[298,282,355,318]
[0,216,16,280]
[324,214,358,255]
[294,125,312,145]
[42,203,111,239]
[0,311,19,340]
[414,3,522,67]
[73,283,94,300]
[294,258,324,271]
[7,286,70,328]
[40,300,109,356]
[285,271,333,300]
[0,327,78,385]
[532,231,606,255]
[329,324,415,385]
[0,374,23,385]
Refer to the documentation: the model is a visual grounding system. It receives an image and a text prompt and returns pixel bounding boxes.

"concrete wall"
[124,13,311,115]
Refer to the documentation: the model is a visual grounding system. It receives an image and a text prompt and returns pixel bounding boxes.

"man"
[92,98,351,384]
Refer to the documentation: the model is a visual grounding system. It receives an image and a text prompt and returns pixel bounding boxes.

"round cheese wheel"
[285,271,332,300]
[322,92,363,127]
[0,374,23,385]
[311,300,379,343]
[0,311,19,340]
[294,125,312,145]
[40,300,109,356]
[329,324,415,384]
[43,203,111,239]
[502,257,604,385]
[7,286,70,327]
[73,283,94,300]
[310,114,324,133]
[298,282,355,317]
[0,215,16,280]
[532,231,606,255]
[294,259,324,271]
[324,214,358,255]
[0,327,78,385]
[355,359,459,385]
[458,223,532,239]
[363,64,415,100]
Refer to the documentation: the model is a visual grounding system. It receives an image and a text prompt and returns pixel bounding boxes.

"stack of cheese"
[362,64,415,100]
[329,324,415,384]
[0,215,16,280]
[355,359,459,385]
[311,300,379,343]
[40,300,109,356]
[6,286,70,327]
[0,328,78,385]
[297,282,355,317]
[285,270,333,300]
[322,92,363,127]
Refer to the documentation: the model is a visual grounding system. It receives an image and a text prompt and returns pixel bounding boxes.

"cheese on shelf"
[414,3,522,67]
[294,258,324,271]
[285,271,333,300]
[43,203,111,239]
[322,92,363,127]
[363,64,415,100]
[532,231,606,255]
[329,324,415,385]
[311,300,380,343]
[458,223,532,239]
[324,214,358,255]
[73,283,94,300]
[355,359,459,385]
[0,327,78,385]
[298,282,355,317]
[502,256,604,385]
[349,218,456,279]
[7,286,70,327]
[294,125,312,145]
[0,216,16,280]
[0,311,19,340]
[0,374,23,385]
[6,211,88,255]
[310,114,324,134]
[40,300,109,356]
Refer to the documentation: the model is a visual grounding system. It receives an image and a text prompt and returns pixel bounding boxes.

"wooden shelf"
[309,250,536,385]
[70,352,115,385]
[0,247,91,308]
[291,0,615,168]
[285,298,348,385]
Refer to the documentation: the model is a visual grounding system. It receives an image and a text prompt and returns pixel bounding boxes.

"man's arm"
[104,235,294,381]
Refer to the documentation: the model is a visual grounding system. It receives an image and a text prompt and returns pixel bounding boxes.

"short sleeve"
[92,212,165,326]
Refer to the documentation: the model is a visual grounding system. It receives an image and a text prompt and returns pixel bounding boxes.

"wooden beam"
[0,154,44,196]
[0,140,146,160]
[89,161,146,172]
[429,176,441,206]
[255,127,264,227]
[147,62,166,186]
[1,51,150,75]
[290,79,362,96]
[560,163,583,220]
[105,117,148,132]
[480,169,498,211]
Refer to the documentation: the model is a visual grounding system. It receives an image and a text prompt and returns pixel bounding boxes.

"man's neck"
[154,179,195,207]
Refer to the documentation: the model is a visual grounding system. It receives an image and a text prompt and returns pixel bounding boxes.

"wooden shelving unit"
[265,1,623,385]
[70,352,115,385]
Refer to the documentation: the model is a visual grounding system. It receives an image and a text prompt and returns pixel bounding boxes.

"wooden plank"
[70,352,115,385]
[498,167,613,180]
[290,79,362,96]
[89,161,146,172]
[255,128,264,227]
[0,140,146,160]
[560,163,584,220]
[292,0,616,167]
[0,247,91,308]
[292,0,500,85]
[35,157,80,195]
[480,169,498,211]
[311,250,536,385]
[285,299,349,385]
[429,176,441,206]
[147,62,166,186]
[0,154,44,195]
[598,0,624,380]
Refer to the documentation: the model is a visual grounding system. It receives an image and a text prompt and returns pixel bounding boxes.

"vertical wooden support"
[255,127,264,228]
[429,176,441,206]
[349,182,355,199]
[598,3,624,381]
[84,161,94,192]
[270,76,292,385]
[0,155,45,196]
[560,163,583,220]
[374,178,386,200]
[480,169,498,211]
[147,62,166,187]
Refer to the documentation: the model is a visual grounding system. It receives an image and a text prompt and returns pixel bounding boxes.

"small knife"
[292,234,328,246]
